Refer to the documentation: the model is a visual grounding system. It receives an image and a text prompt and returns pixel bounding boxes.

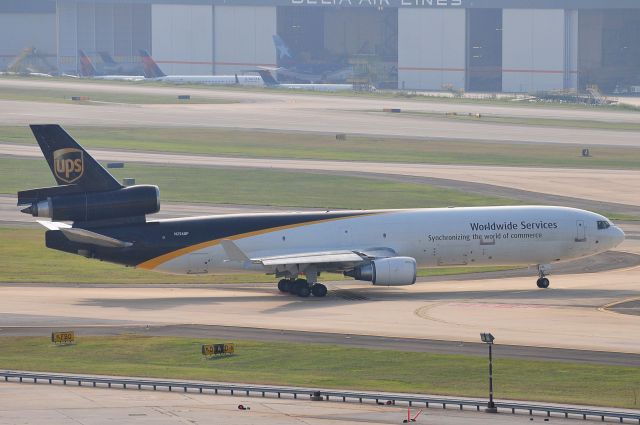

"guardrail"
[2,370,639,423]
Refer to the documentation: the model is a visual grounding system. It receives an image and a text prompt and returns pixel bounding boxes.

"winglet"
[220,239,250,262]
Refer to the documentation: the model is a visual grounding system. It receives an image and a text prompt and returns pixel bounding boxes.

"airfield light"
[480,333,498,413]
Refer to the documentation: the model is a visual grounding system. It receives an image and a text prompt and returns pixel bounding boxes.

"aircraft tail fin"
[273,34,292,60]
[98,51,117,65]
[27,124,122,192]
[78,50,97,77]
[139,49,166,78]
[257,70,279,87]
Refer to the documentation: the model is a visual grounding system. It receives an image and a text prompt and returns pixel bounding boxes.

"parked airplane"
[97,51,144,76]
[78,50,144,81]
[18,125,625,297]
[5,46,56,76]
[140,50,264,86]
[273,34,353,84]
[257,70,354,92]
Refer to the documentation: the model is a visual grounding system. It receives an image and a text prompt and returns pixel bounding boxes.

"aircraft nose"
[612,226,626,247]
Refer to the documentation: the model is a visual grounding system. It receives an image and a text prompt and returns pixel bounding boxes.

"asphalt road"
[1,381,588,425]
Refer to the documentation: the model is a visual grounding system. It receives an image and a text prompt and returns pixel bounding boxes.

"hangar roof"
[12,0,640,10]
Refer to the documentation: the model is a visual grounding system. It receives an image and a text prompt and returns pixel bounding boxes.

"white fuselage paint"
[151,206,624,276]
[154,75,264,86]
[276,83,354,92]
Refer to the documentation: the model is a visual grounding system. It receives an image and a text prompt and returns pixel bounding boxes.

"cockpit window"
[597,220,610,230]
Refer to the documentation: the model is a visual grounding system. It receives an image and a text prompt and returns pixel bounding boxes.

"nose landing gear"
[536,264,551,289]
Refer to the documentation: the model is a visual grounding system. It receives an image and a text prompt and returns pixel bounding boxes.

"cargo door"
[187,253,209,274]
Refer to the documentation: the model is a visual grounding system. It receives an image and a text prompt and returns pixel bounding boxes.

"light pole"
[480,332,497,413]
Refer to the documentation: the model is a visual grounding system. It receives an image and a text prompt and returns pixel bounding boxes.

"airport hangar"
[1,0,640,93]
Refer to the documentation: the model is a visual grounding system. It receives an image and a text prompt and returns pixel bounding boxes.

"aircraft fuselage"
[45,205,624,276]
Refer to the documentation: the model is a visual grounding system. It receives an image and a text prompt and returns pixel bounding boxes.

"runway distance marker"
[51,331,75,345]
[202,343,234,357]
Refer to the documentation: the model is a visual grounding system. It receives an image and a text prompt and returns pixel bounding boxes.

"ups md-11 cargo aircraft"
[19,126,625,297]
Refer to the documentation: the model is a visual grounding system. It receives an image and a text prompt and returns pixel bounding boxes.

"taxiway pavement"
[0,381,585,425]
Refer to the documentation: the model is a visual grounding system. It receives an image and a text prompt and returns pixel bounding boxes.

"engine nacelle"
[22,185,160,222]
[346,257,417,286]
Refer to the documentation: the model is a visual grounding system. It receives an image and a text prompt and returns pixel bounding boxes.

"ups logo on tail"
[53,148,84,183]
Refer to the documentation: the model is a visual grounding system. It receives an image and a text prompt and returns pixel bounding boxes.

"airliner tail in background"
[78,50,144,81]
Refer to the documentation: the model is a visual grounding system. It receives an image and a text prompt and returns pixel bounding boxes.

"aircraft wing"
[220,239,395,268]
[254,250,365,266]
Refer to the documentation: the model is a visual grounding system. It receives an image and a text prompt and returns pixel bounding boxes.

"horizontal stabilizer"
[60,227,132,248]
[253,250,364,266]
[37,220,71,230]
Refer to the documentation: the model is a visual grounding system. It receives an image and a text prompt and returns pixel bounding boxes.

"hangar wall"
[152,4,213,75]
[0,13,55,70]
[57,1,151,75]
[397,9,466,91]
[213,6,277,74]
[502,9,577,92]
[57,1,78,74]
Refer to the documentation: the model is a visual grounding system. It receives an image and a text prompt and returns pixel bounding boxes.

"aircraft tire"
[291,278,307,296]
[537,278,550,289]
[297,285,311,298]
[278,279,290,293]
[311,283,328,297]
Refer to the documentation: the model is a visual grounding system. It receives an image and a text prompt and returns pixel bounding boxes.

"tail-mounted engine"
[18,184,160,223]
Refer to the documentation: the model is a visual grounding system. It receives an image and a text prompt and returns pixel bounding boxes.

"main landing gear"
[536,264,550,289]
[278,278,328,298]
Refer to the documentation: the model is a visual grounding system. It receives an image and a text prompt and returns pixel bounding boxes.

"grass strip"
[0,227,516,284]
[2,126,639,169]
[0,86,234,105]
[394,110,640,131]
[0,335,639,409]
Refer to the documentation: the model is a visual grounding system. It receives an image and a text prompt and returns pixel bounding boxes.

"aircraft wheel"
[291,278,307,296]
[297,284,311,298]
[311,283,328,297]
[536,278,550,289]
[278,279,290,293]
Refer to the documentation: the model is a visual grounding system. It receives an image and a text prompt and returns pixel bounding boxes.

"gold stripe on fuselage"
[137,213,380,271]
